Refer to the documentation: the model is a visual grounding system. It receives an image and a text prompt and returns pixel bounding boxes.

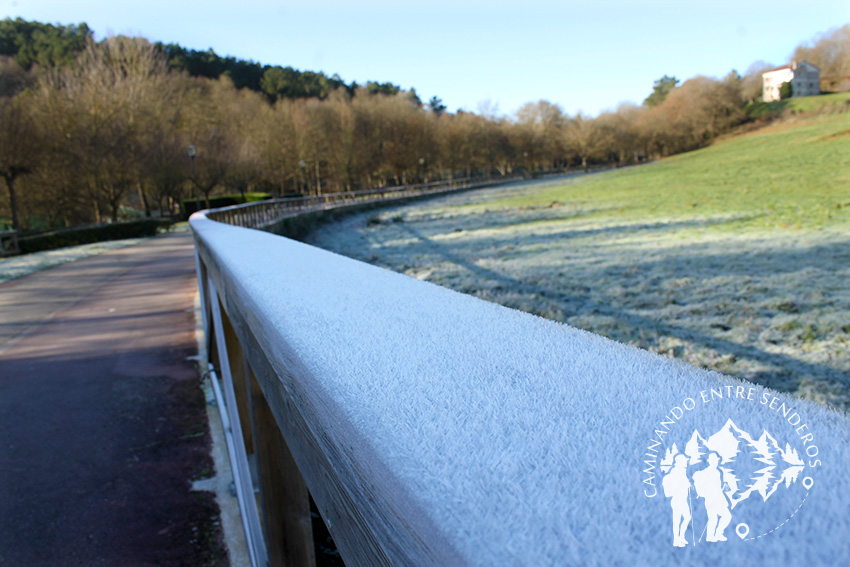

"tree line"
[1,19,848,232]
[0,17,409,103]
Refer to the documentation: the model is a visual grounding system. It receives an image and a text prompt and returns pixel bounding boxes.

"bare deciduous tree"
[793,25,850,88]
[565,112,601,172]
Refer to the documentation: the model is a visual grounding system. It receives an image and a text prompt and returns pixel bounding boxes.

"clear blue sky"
[2,0,848,116]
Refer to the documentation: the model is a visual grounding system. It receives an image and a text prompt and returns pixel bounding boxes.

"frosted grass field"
[308,176,850,411]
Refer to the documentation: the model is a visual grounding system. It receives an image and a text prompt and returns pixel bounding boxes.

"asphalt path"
[0,233,226,566]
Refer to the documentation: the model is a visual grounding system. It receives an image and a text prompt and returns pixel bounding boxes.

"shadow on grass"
[400,211,761,248]
[394,221,849,407]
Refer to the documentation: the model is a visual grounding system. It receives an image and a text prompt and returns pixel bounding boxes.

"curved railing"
[204,176,518,229]
[191,177,850,567]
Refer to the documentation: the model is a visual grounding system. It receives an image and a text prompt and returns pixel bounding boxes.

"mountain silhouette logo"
[659,419,807,547]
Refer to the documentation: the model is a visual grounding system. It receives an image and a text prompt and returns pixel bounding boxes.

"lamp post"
[299,159,307,195]
[419,157,425,184]
[187,145,199,211]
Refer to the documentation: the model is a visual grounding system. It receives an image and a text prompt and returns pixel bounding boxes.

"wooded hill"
[0,18,415,103]
[1,18,848,232]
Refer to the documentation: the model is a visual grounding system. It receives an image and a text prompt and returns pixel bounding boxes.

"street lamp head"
[187,145,197,158]
[299,160,306,168]
[419,158,425,165]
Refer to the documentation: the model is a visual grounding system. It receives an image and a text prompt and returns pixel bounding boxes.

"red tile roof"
[766,60,820,73]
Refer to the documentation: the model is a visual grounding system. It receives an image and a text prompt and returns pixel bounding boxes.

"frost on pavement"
[0,238,150,283]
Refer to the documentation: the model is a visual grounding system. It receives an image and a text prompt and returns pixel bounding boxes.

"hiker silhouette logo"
[660,419,810,546]
[641,387,821,547]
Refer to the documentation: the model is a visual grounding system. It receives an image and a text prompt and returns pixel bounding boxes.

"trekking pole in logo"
[688,484,695,546]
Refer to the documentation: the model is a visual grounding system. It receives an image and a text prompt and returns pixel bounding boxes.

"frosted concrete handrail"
[191,207,850,566]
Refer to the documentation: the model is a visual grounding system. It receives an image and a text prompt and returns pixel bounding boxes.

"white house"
[762,61,820,102]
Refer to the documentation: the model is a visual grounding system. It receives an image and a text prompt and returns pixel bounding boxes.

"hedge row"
[18,218,171,254]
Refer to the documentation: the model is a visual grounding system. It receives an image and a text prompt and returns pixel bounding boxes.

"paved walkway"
[0,233,226,566]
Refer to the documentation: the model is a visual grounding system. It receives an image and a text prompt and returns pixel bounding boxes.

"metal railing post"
[193,248,210,342]
[208,278,268,567]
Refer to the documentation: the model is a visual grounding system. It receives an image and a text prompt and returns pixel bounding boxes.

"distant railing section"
[0,229,19,257]
[204,175,521,229]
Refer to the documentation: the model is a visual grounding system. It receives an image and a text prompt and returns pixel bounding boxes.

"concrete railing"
[191,179,850,567]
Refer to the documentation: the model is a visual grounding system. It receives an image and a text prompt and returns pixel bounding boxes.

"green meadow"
[309,111,850,410]
[454,111,850,232]
[785,91,850,113]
